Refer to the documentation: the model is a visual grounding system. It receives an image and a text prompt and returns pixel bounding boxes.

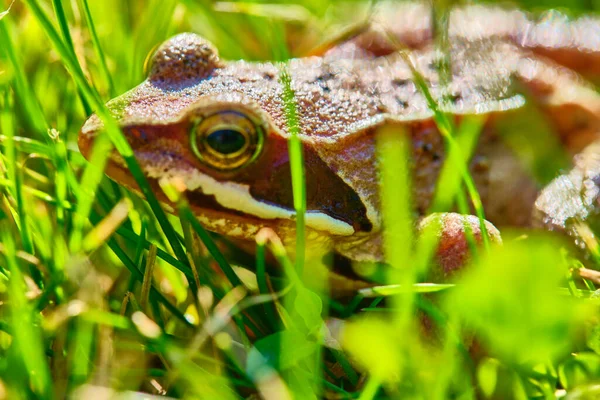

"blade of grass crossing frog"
[279,66,306,275]
[79,0,115,98]
[426,116,488,262]
[377,125,417,323]
[430,115,487,212]
[23,0,189,265]
[394,57,489,252]
[411,66,490,250]
[2,226,53,399]
[369,124,420,398]
[380,28,490,248]
[432,0,453,88]
[455,189,480,258]
[280,66,328,396]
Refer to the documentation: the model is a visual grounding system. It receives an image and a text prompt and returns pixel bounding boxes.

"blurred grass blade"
[106,237,194,329]
[128,0,177,83]
[375,123,416,392]
[22,0,189,265]
[81,199,130,252]
[2,226,53,399]
[52,0,91,114]
[48,129,71,227]
[0,19,48,136]
[159,173,241,289]
[140,244,158,312]
[430,115,486,212]
[70,131,113,252]
[51,0,75,56]
[382,27,491,248]
[1,92,36,288]
[377,125,414,313]
[79,0,115,97]
[358,283,454,298]
[214,2,312,21]
[181,205,242,288]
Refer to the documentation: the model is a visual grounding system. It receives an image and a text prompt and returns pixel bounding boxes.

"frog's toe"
[533,140,600,236]
[149,33,223,85]
[419,213,502,281]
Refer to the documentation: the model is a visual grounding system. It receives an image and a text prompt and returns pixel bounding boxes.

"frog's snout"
[77,124,96,163]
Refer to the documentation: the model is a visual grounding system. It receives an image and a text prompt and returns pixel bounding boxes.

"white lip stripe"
[154,168,355,236]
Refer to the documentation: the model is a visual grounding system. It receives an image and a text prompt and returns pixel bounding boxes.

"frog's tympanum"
[79,2,600,291]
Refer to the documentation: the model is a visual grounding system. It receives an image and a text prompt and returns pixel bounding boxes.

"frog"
[78,2,600,292]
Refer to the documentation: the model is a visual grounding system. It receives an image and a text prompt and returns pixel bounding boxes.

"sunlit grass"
[1,0,600,399]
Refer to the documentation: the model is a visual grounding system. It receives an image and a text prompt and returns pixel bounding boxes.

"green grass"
[1,0,600,399]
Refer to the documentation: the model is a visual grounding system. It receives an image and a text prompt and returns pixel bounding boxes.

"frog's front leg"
[534,140,600,235]
[508,33,600,237]
[332,213,501,290]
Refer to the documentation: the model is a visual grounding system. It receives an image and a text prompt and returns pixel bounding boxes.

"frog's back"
[84,36,524,144]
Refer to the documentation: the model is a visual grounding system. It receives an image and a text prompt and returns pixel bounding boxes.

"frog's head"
[79,33,374,248]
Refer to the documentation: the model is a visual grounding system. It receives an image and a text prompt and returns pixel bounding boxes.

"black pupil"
[206,129,246,155]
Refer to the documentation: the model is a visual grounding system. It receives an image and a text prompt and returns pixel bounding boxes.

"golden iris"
[190,111,264,171]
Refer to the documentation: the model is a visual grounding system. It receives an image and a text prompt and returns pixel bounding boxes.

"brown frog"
[78,3,600,290]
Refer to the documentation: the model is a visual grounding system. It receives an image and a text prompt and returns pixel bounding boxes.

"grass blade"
[78,0,115,97]
[2,224,53,399]
[278,66,306,275]
[22,0,189,266]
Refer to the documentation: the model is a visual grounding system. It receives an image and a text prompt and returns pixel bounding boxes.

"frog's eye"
[190,111,264,171]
